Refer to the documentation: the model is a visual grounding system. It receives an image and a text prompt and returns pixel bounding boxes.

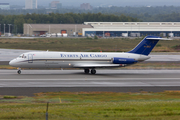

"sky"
[2,0,180,7]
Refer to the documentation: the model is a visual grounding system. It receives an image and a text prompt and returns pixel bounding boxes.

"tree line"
[1,6,180,16]
[1,6,180,23]
[0,13,140,34]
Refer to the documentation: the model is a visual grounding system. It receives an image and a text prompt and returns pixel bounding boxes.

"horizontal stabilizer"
[146,38,172,40]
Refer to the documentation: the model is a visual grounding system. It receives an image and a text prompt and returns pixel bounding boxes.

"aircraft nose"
[9,60,16,66]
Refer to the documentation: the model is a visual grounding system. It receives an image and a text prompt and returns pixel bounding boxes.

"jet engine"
[112,57,138,64]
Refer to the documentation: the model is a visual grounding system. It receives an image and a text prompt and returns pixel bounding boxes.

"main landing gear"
[91,69,96,74]
[17,68,21,74]
[84,69,90,74]
[84,69,96,75]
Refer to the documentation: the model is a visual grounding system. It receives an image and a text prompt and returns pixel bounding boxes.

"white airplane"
[9,36,171,74]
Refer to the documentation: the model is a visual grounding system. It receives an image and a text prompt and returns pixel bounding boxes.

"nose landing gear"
[17,70,21,74]
[17,68,21,74]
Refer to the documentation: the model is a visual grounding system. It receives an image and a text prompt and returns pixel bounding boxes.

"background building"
[83,22,180,37]
[0,3,10,9]
[80,3,92,10]
[24,22,180,37]
[49,1,62,9]
[23,24,92,36]
[25,0,37,9]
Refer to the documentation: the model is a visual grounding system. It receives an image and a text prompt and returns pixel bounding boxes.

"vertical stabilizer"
[128,36,161,55]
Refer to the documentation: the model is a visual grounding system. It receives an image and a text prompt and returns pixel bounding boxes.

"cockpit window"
[18,54,26,58]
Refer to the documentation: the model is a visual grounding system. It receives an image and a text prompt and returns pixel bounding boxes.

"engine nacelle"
[112,57,138,64]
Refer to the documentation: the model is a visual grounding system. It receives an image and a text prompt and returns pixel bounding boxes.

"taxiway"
[0,69,180,96]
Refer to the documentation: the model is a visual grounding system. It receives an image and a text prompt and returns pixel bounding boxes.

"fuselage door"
[28,54,33,63]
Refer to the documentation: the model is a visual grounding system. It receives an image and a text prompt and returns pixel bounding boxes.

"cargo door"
[28,54,33,63]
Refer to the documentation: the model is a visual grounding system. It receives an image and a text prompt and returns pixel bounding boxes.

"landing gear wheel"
[91,69,96,74]
[17,70,21,74]
[84,69,90,74]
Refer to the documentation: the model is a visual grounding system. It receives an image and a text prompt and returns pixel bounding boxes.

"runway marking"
[0,78,180,81]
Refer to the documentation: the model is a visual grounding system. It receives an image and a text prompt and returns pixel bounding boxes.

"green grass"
[0,65,16,69]
[3,96,17,99]
[1,91,180,119]
[0,37,180,52]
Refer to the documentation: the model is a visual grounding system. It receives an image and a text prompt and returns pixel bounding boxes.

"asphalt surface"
[1,69,180,96]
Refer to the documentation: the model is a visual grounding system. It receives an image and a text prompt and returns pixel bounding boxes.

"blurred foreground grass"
[1,91,180,119]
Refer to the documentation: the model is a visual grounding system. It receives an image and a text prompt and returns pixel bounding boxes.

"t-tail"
[128,36,171,56]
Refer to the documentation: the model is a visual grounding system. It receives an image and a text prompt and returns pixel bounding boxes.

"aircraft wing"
[73,64,122,68]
